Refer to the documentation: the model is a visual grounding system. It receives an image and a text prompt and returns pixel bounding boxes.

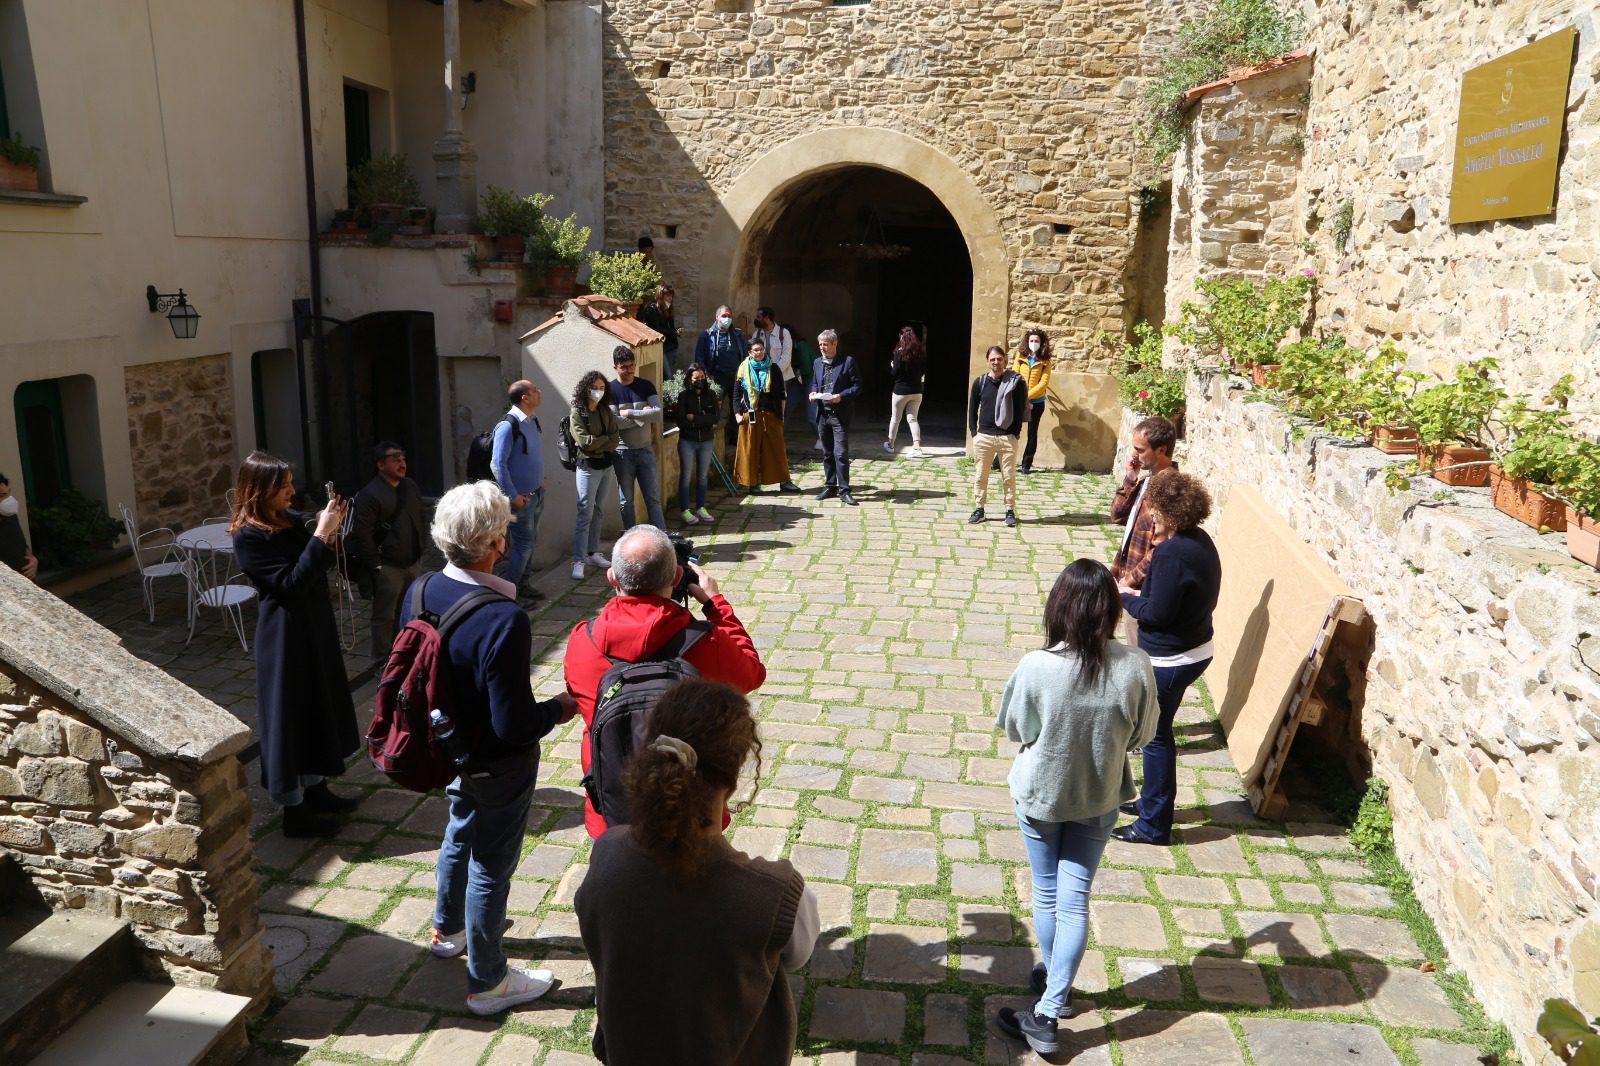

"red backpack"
[365,574,503,792]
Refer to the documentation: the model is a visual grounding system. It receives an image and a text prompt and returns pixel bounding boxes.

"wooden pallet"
[1247,595,1368,819]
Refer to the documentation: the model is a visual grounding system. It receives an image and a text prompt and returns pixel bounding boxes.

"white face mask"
[0,496,16,518]
[1028,338,1041,353]
[589,388,607,402]
[718,316,732,330]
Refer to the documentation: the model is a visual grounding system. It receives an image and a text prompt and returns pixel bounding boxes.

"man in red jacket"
[563,525,766,837]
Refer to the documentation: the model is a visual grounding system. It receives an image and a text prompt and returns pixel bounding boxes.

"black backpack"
[556,416,577,472]
[466,415,527,482]
[580,619,710,827]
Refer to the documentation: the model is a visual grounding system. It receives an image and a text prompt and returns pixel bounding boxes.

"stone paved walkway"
[71,446,1495,1065]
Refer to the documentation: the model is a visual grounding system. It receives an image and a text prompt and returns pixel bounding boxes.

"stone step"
[28,982,252,1066]
[0,910,133,1063]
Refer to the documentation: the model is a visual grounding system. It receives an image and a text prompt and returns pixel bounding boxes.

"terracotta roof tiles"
[520,294,665,346]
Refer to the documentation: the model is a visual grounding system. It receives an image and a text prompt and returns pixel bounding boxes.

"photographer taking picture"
[563,525,766,839]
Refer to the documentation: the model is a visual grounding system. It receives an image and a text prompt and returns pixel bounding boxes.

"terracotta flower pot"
[1369,422,1419,454]
[493,235,526,262]
[1252,363,1281,388]
[545,264,579,299]
[1420,443,1491,487]
[1489,467,1567,532]
[369,202,406,227]
[1566,507,1600,569]
[0,158,40,193]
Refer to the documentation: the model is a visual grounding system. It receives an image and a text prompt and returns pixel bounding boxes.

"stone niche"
[125,352,237,535]
[0,564,271,1006]
[1181,371,1600,1059]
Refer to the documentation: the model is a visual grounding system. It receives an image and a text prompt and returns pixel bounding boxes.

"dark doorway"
[752,168,973,437]
[314,311,443,496]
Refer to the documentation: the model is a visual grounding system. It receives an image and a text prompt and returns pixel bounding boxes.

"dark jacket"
[889,352,925,396]
[809,355,862,426]
[400,569,564,767]
[694,324,748,380]
[348,475,424,578]
[672,380,721,443]
[1121,527,1222,658]
[0,514,29,573]
[233,519,359,796]
[637,301,678,358]
[969,371,1029,438]
[734,359,785,417]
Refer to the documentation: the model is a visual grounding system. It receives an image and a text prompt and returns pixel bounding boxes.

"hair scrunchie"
[650,735,698,771]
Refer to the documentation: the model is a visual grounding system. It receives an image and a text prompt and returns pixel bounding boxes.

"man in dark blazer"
[349,440,426,658]
[808,329,861,506]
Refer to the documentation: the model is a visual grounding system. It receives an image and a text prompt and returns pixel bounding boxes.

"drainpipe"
[292,0,322,486]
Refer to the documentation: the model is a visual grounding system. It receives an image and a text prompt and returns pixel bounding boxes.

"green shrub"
[1114,321,1186,418]
[1499,376,1576,487]
[1,134,41,170]
[587,251,662,303]
[1139,0,1304,165]
[1349,777,1393,858]
[532,210,592,267]
[351,153,419,207]
[29,490,123,569]
[1270,333,1365,436]
[478,185,549,239]
[1409,358,1506,451]
[1168,273,1314,372]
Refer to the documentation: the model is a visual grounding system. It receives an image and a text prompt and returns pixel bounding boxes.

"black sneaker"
[516,584,545,603]
[996,1006,1059,1055]
[1005,510,1018,528]
[302,781,359,814]
[968,508,985,524]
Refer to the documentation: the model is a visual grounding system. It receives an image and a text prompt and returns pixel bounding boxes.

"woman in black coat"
[229,451,359,837]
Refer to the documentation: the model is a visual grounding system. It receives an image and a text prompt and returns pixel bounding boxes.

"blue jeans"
[613,447,666,529]
[1015,802,1116,1018]
[1131,658,1213,839]
[574,462,618,561]
[678,437,713,510]
[433,764,536,993]
[498,486,543,589]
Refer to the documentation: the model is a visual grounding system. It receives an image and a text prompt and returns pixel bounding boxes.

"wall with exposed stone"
[0,565,272,1006]
[124,353,237,535]
[1179,372,1600,1060]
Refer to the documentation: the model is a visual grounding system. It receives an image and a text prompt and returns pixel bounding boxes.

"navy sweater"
[1120,528,1221,658]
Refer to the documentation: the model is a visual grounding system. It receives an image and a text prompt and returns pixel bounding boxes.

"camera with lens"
[668,532,698,603]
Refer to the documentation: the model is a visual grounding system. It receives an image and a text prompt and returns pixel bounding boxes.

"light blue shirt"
[490,405,543,497]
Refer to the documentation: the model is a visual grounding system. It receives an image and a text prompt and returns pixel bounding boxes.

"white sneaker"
[587,552,611,567]
[570,561,585,580]
[430,927,466,959]
[882,440,894,454]
[910,446,924,458]
[466,965,555,1016]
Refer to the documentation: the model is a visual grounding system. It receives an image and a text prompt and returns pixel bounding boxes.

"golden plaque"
[1449,27,1576,224]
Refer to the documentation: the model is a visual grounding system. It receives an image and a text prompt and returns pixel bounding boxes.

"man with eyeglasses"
[350,440,426,658]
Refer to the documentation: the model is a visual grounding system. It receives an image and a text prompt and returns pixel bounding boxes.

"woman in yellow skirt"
[734,337,800,495]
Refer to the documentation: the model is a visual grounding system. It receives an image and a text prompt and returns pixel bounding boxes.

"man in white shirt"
[751,307,798,425]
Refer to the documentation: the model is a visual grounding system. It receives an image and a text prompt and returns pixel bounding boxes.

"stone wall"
[125,353,237,533]
[1181,373,1600,1059]
[0,564,272,1006]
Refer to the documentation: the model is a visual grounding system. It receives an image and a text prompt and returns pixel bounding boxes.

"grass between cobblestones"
[197,452,1506,1065]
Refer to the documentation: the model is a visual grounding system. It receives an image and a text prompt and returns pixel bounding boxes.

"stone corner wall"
[0,566,272,1008]
[1182,371,1600,1058]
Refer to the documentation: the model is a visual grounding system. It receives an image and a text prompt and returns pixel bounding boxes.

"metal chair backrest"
[185,539,245,599]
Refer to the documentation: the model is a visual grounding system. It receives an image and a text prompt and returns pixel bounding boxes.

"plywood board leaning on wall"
[1210,485,1366,814]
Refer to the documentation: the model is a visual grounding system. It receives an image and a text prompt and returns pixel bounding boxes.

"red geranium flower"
[1138,390,1150,399]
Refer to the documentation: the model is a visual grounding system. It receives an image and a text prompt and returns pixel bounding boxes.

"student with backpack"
[562,525,766,839]
[394,482,578,1016]
[491,380,545,602]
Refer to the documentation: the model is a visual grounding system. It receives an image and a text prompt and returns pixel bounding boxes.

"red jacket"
[564,592,766,836]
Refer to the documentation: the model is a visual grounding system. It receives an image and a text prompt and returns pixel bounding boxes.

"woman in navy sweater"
[1114,470,1221,845]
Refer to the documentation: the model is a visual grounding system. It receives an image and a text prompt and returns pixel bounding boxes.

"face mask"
[718,316,732,330]
[590,389,606,402]
[0,496,16,518]
[663,300,673,310]
[1029,339,1041,353]
[692,378,706,389]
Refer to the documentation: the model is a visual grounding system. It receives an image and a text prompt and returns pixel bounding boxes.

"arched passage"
[705,128,1008,437]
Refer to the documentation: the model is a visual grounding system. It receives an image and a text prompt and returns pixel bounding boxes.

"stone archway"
[703,127,1008,421]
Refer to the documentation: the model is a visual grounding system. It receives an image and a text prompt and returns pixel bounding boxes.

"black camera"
[668,532,698,603]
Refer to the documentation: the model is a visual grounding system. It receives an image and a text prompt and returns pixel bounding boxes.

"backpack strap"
[505,413,528,456]
[411,573,436,625]
[586,617,711,666]
[436,584,508,639]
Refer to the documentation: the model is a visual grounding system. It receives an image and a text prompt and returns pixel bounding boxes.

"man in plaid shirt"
[1110,416,1177,590]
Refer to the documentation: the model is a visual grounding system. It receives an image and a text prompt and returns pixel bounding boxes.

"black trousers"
[1020,402,1045,471]
[818,414,850,490]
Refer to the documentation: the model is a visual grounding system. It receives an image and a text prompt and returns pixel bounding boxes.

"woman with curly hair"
[1012,327,1054,475]
[1113,469,1221,846]
[570,370,621,580]
[576,679,819,1065]
[883,324,926,458]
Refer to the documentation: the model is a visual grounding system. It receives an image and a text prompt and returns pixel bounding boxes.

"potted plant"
[586,251,662,313]
[532,209,591,298]
[399,205,433,236]
[0,133,41,193]
[351,153,420,228]
[1491,377,1574,531]
[479,185,549,262]
[1270,333,1365,437]
[1168,272,1315,374]
[1408,358,1505,486]
[329,207,361,235]
[1357,340,1423,453]
[1555,438,1600,569]
[28,490,124,570]
[1115,321,1187,431]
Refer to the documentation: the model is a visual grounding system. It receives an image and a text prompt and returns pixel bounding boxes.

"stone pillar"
[432,0,477,234]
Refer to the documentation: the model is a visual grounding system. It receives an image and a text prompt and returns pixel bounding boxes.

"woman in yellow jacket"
[1012,328,1053,475]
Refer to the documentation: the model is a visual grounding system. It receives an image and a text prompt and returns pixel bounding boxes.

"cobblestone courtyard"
[72,448,1497,1065]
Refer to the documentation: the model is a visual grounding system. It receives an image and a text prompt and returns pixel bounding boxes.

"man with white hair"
[399,482,578,1016]
[809,329,861,505]
[562,525,766,838]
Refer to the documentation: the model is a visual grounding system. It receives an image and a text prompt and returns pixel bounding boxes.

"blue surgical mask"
[718,315,732,329]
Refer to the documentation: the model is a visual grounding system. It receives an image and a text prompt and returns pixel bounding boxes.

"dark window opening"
[663,224,678,239]
[655,60,672,79]
[343,82,372,202]
[14,379,68,507]
[1053,222,1073,236]
[0,52,10,141]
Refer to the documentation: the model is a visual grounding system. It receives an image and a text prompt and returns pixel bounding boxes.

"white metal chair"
[184,540,257,651]
[119,504,187,622]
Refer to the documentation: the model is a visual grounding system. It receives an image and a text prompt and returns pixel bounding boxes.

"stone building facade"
[601,0,1197,466]
[124,354,238,535]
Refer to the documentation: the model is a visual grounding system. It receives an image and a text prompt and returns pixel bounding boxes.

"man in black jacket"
[349,440,426,657]
[809,329,862,506]
[0,473,38,580]
[968,346,1029,527]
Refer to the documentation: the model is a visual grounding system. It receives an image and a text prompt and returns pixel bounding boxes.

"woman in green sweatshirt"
[993,558,1160,1056]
